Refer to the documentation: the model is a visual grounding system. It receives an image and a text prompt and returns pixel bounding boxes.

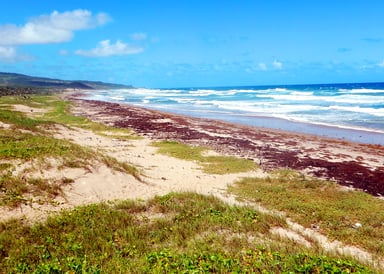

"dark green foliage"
[145,249,372,273]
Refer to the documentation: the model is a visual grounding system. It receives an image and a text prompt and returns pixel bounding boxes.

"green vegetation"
[0,108,48,131]
[0,95,140,207]
[0,71,132,89]
[0,193,373,273]
[229,169,384,258]
[0,130,84,161]
[153,140,257,174]
[0,172,73,207]
[0,94,138,139]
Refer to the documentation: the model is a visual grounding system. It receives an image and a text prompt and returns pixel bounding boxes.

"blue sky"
[0,1,383,88]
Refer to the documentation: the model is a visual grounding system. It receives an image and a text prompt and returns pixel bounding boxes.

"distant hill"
[0,72,133,90]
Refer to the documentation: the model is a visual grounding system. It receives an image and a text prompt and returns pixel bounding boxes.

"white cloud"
[0,46,32,62]
[75,40,143,57]
[272,60,283,69]
[131,32,147,41]
[360,60,384,70]
[0,46,17,61]
[0,9,110,45]
[258,63,267,71]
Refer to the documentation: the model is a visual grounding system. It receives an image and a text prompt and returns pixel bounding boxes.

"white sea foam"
[109,96,125,101]
[189,89,216,96]
[290,91,314,96]
[329,105,384,116]
[323,95,384,104]
[261,94,318,101]
[339,88,384,94]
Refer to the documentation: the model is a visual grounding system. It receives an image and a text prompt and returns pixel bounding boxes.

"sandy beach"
[68,93,384,197]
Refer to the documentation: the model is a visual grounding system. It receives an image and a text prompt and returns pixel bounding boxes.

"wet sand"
[68,93,384,197]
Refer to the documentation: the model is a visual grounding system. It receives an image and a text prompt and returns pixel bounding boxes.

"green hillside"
[0,72,132,90]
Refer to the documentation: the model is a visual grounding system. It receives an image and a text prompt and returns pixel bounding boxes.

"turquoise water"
[85,82,384,144]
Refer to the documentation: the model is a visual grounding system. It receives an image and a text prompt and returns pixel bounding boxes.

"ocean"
[84,82,384,145]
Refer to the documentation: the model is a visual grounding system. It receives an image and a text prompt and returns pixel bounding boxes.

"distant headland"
[0,71,132,96]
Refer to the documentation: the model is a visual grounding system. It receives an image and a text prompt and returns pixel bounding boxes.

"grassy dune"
[0,193,374,273]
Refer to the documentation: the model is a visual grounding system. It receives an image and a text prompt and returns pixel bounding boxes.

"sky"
[0,0,383,88]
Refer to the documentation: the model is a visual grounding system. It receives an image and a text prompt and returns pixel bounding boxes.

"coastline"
[84,84,384,146]
[161,109,384,146]
[67,92,384,197]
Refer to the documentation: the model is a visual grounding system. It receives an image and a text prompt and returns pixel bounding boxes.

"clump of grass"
[229,169,384,257]
[0,129,79,161]
[0,163,13,172]
[100,154,141,181]
[0,171,73,207]
[152,140,257,174]
[0,193,373,273]
[0,108,48,131]
[153,140,206,160]
[202,155,256,174]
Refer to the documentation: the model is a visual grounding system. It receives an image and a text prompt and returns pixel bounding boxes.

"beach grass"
[0,95,141,207]
[152,140,257,174]
[0,94,139,139]
[0,127,140,207]
[0,108,49,132]
[229,169,384,258]
[0,192,373,273]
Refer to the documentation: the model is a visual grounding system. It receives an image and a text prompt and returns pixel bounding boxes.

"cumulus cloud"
[75,40,143,57]
[272,60,283,69]
[0,46,17,61]
[0,46,32,62]
[377,60,384,68]
[248,61,283,72]
[258,63,267,71]
[0,9,110,45]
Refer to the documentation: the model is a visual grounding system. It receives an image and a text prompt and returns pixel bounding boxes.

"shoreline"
[145,107,384,145]
[67,92,384,197]
[84,85,384,146]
